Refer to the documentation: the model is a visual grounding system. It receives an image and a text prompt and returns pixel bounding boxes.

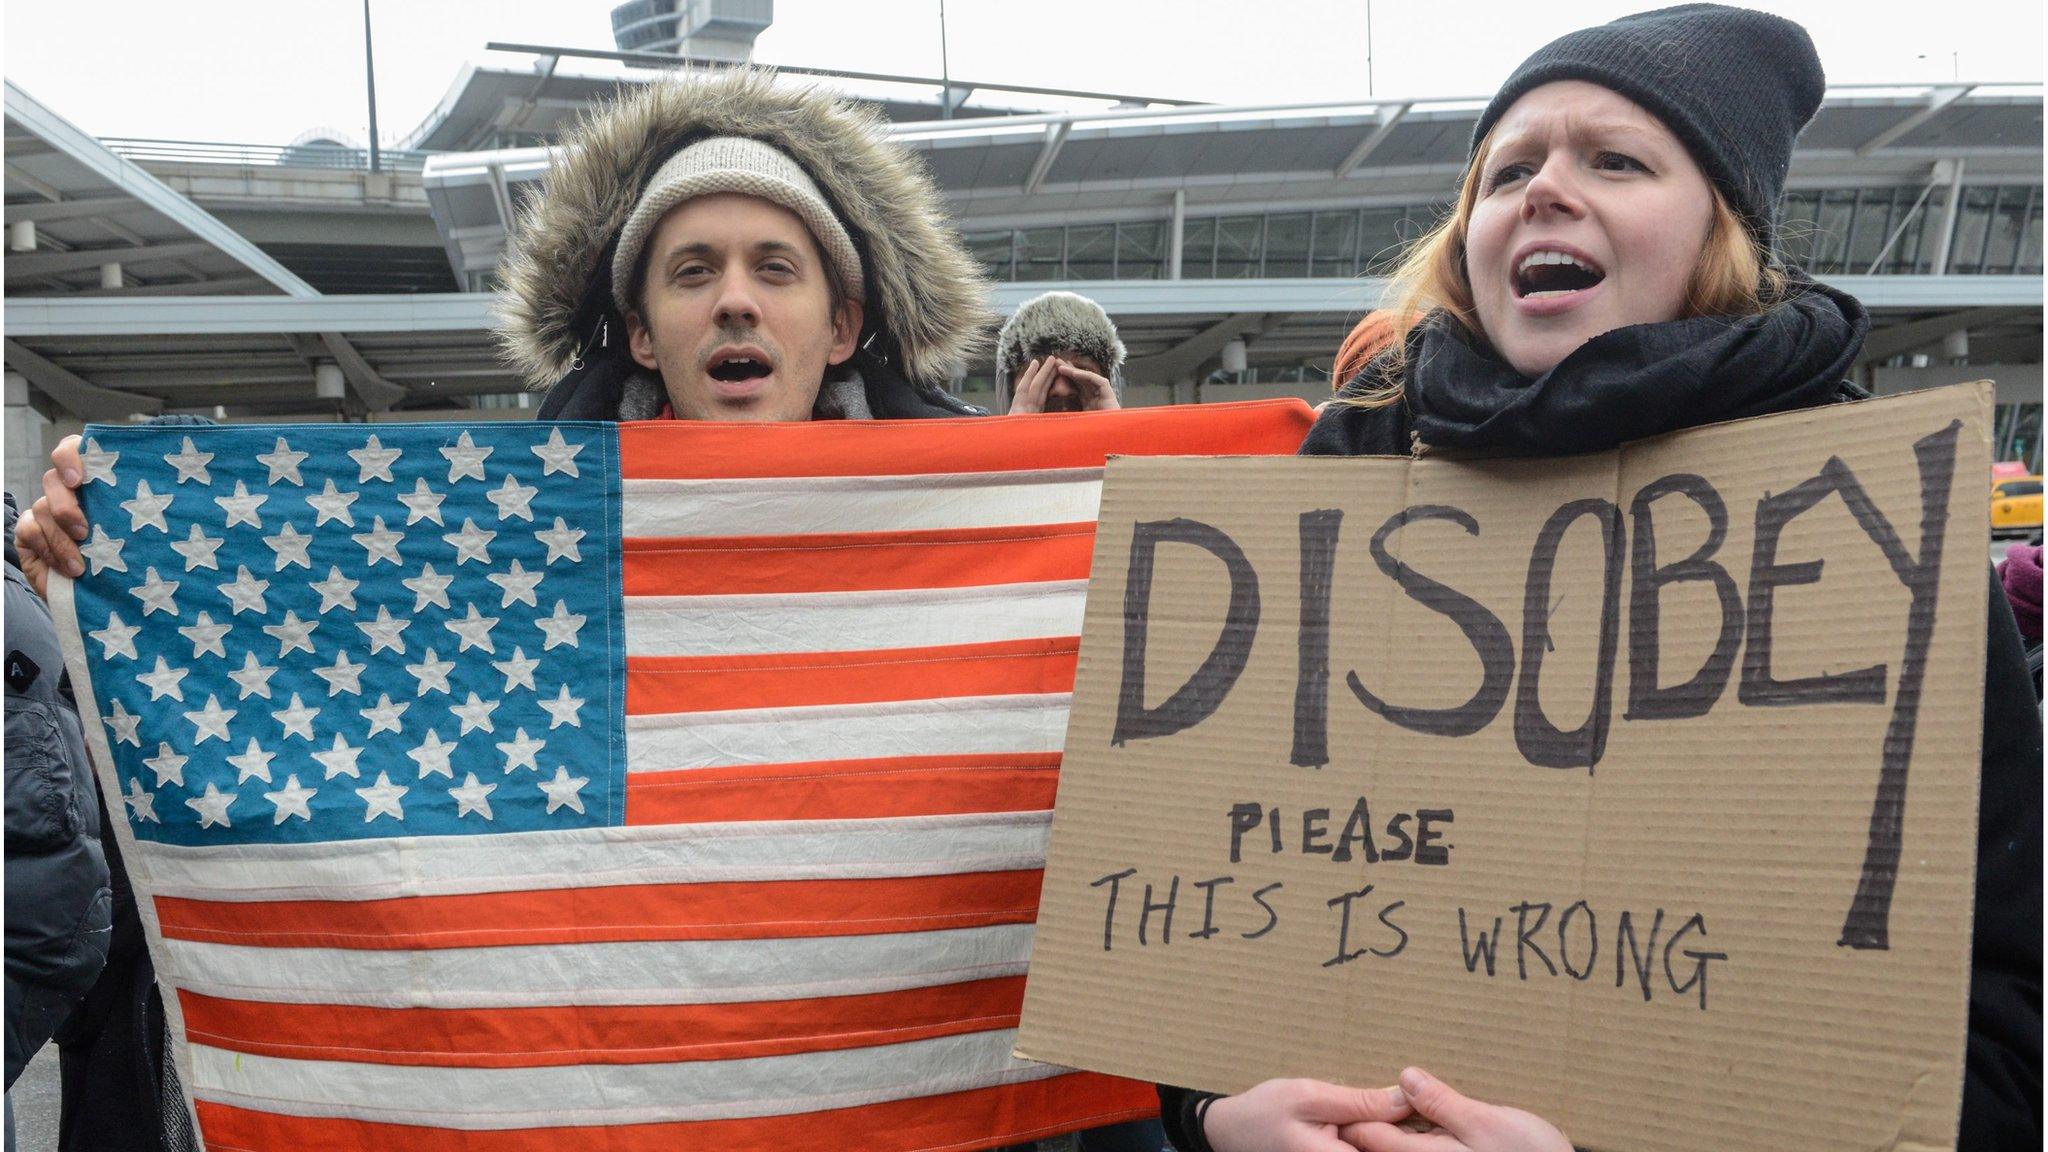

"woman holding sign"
[1160,6,2042,1151]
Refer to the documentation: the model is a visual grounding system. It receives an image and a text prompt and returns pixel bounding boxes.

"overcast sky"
[5,0,2042,146]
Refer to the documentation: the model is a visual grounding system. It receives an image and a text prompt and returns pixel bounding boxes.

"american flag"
[52,401,1313,1152]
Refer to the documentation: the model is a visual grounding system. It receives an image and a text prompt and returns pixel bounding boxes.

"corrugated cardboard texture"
[1017,384,1993,1152]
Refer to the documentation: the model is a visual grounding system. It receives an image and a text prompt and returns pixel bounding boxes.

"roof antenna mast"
[938,0,953,120]
[363,0,382,173]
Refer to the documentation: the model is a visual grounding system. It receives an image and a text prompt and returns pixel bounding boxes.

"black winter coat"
[4,493,113,1088]
[1161,389,2044,1152]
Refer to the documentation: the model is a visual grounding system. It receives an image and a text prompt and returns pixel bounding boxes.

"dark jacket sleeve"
[1958,567,2044,1150]
[1157,1084,1220,1152]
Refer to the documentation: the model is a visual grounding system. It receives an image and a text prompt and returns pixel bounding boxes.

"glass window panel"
[1775,192,1820,268]
[965,231,1014,281]
[1981,185,2030,274]
[1874,188,1928,275]
[1946,186,1996,273]
[1214,215,1264,278]
[1182,217,1216,278]
[1263,212,1312,277]
[1311,210,1359,277]
[1115,221,1165,279]
[2017,188,2043,276]
[1016,227,1064,281]
[1807,190,1854,274]
[1357,206,1409,274]
[1846,188,1895,273]
[1907,185,1951,274]
[1064,224,1115,280]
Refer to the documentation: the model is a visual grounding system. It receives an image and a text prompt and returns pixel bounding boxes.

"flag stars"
[256,437,307,486]
[79,438,119,485]
[120,480,173,533]
[496,728,544,774]
[349,435,403,483]
[310,567,359,614]
[536,518,584,565]
[403,564,453,612]
[440,431,492,482]
[306,478,359,528]
[538,767,589,816]
[443,519,496,566]
[143,743,187,787]
[227,652,279,701]
[312,650,367,697]
[352,517,404,567]
[162,437,213,485]
[407,729,457,779]
[90,613,141,660]
[185,783,236,830]
[539,684,585,730]
[405,648,455,697]
[130,567,180,617]
[270,693,321,742]
[219,566,271,616]
[123,778,159,824]
[177,612,231,660]
[443,604,500,655]
[262,522,314,570]
[356,605,411,656]
[262,611,319,658]
[263,775,317,824]
[135,656,190,702]
[397,478,446,527]
[359,694,409,739]
[450,692,500,736]
[183,695,237,745]
[356,773,409,823]
[81,526,129,574]
[168,523,223,573]
[491,647,540,694]
[103,699,143,747]
[227,738,277,785]
[486,473,538,522]
[531,428,584,477]
[449,773,497,820]
[313,733,364,781]
[486,560,543,609]
[536,601,587,651]
[214,480,268,529]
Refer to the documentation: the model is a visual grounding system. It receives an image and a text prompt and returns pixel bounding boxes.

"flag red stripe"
[178,977,1030,1068]
[155,871,1044,951]
[195,1073,1159,1152]
[622,524,1097,597]
[617,398,1314,479]
[625,756,1060,824]
[627,639,1079,714]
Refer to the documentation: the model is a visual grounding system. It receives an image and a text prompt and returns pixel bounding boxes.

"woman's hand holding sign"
[1201,1071,1569,1152]
[1340,1069,1572,1152]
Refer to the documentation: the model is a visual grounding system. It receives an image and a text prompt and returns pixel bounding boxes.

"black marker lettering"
[1091,868,1138,953]
[1243,882,1284,940]
[1348,506,1514,736]
[1627,474,1742,721]
[1112,519,1261,745]
[1292,509,1344,768]
[1516,498,1625,771]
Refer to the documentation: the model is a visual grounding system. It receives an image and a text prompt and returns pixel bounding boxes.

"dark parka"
[496,68,993,423]
[5,492,112,1088]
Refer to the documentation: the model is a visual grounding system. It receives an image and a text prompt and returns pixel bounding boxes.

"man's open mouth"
[707,349,774,383]
[1513,249,1606,298]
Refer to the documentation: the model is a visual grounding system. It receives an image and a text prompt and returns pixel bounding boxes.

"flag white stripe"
[162,923,1036,1008]
[620,470,1103,538]
[136,812,1051,902]
[623,581,1087,657]
[625,693,1072,772]
[188,1030,1061,1128]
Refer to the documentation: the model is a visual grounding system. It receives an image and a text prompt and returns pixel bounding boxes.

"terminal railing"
[99,138,430,173]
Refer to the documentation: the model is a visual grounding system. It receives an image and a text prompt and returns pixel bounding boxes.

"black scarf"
[1403,275,1869,456]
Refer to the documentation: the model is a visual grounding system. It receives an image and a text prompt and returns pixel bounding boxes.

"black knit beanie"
[1469,4,1825,244]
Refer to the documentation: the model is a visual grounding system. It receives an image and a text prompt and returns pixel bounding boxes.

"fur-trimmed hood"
[497,68,995,393]
[995,291,1127,385]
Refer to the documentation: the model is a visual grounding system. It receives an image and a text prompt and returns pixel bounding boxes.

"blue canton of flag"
[65,423,625,846]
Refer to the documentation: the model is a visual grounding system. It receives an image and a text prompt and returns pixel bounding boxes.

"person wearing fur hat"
[1156,7,2042,1152]
[14,68,995,586]
[996,291,1127,414]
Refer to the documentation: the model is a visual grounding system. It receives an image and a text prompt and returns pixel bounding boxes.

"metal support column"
[1168,190,1185,281]
[1931,158,1966,275]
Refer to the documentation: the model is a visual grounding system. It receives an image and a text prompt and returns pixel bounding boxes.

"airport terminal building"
[5,5,2042,504]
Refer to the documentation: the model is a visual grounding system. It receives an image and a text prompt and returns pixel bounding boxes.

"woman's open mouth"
[1512,249,1606,300]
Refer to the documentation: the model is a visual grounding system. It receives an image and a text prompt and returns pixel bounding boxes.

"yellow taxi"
[1992,475,2042,536]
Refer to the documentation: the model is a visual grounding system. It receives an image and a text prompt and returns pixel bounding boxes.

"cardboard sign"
[1017,384,1993,1152]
